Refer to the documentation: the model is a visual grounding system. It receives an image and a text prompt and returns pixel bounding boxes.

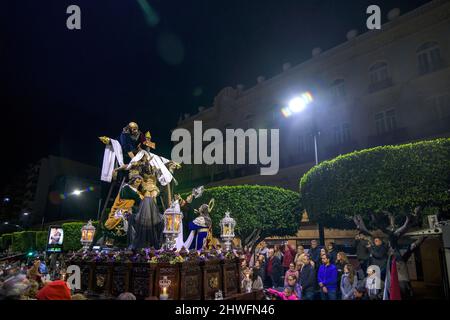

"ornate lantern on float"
[162,201,183,250]
[220,211,236,252]
[80,220,96,250]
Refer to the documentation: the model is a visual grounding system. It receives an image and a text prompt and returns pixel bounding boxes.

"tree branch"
[244,229,258,246]
[353,215,372,236]
[402,236,427,262]
[382,211,396,233]
[247,229,262,252]
[394,215,410,237]
[371,212,392,235]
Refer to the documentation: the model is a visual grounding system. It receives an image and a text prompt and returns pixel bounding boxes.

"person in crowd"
[265,248,283,288]
[317,254,338,300]
[355,233,370,274]
[273,245,283,261]
[0,274,30,300]
[266,286,299,300]
[241,267,253,292]
[38,258,48,276]
[335,251,350,288]
[298,254,316,300]
[243,246,252,266]
[251,267,264,291]
[340,264,358,300]
[281,243,296,274]
[295,260,303,272]
[285,274,301,299]
[36,279,72,300]
[327,242,338,264]
[309,240,321,267]
[258,241,269,259]
[320,247,328,259]
[71,293,88,300]
[369,237,388,279]
[253,259,265,285]
[284,262,299,286]
[27,259,43,287]
[241,267,264,292]
[117,292,137,300]
[365,265,384,300]
[294,245,305,265]
[353,282,369,300]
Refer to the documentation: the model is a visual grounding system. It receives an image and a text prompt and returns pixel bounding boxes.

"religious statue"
[98,121,180,249]
[104,175,144,237]
[184,199,214,251]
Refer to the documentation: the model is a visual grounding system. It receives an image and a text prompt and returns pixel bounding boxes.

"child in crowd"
[267,286,299,300]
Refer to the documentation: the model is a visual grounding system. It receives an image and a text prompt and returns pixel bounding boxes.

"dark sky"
[0,0,430,190]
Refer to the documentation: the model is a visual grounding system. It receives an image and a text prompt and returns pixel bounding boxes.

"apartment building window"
[375,109,397,135]
[333,123,351,145]
[331,79,346,99]
[417,42,442,75]
[342,123,351,142]
[429,94,450,119]
[369,62,389,84]
[298,134,313,154]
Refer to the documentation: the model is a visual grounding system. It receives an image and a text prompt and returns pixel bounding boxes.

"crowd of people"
[0,252,142,300]
[240,234,391,300]
[0,233,396,301]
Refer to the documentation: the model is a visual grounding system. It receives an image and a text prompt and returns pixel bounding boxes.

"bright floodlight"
[289,97,306,113]
[23,212,30,216]
[281,92,314,118]
[72,189,82,196]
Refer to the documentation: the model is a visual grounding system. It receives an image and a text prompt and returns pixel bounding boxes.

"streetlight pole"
[282,92,325,245]
[312,113,325,246]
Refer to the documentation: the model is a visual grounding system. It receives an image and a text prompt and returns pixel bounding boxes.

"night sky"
[0,0,430,190]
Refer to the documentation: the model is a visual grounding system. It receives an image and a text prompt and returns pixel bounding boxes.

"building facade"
[174,0,450,194]
[1,155,102,229]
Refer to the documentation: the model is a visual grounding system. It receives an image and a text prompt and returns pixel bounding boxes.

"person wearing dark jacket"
[355,233,370,274]
[369,238,388,279]
[299,254,316,300]
[327,242,338,265]
[265,249,283,288]
[308,240,321,267]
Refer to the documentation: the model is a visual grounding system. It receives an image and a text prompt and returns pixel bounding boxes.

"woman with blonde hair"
[294,245,305,265]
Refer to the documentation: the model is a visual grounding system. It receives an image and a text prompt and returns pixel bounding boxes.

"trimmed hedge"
[35,231,48,251]
[181,185,302,245]
[11,231,36,252]
[0,222,101,253]
[300,138,450,229]
[0,234,12,250]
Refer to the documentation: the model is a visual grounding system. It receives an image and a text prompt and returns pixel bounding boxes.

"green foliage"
[181,185,302,244]
[11,231,36,252]
[0,233,12,250]
[300,138,450,229]
[35,231,48,251]
[62,221,99,252]
[1,234,13,251]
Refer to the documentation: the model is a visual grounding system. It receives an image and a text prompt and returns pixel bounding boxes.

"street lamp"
[281,91,324,244]
[72,189,82,196]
